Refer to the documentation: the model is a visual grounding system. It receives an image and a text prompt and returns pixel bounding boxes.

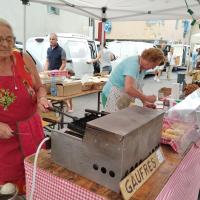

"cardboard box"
[56,82,82,96]
[45,81,82,97]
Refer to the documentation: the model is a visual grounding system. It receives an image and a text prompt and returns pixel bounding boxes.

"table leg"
[60,101,64,129]
[97,91,101,112]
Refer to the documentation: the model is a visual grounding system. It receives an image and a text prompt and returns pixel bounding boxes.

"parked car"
[26,33,95,78]
[14,41,23,52]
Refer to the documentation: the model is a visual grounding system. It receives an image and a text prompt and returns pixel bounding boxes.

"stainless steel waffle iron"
[51,106,164,192]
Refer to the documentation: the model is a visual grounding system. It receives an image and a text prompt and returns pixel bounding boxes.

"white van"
[171,44,190,68]
[26,33,94,78]
[107,41,154,75]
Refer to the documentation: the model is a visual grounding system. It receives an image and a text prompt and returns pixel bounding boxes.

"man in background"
[44,33,73,112]
[44,33,66,71]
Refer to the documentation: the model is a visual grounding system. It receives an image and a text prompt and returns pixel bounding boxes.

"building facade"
[96,20,192,45]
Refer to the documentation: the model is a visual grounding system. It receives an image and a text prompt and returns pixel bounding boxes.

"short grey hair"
[50,33,58,39]
[0,18,14,36]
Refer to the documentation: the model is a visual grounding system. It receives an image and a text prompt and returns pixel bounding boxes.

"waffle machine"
[51,106,164,192]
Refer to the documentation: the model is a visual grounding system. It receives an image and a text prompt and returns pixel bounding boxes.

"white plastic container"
[171,83,180,99]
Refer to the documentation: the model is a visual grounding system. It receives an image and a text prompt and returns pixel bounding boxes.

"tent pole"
[21,0,29,53]
[100,7,107,50]
[101,22,105,49]
[23,4,26,53]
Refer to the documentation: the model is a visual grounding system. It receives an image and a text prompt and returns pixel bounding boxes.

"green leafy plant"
[0,89,16,110]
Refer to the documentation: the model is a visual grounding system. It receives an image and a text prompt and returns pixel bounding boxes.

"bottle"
[50,73,57,96]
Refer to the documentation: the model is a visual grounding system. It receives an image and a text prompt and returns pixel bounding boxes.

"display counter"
[24,143,200,200]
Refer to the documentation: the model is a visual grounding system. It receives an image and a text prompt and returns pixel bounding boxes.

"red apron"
[0,52,45,193]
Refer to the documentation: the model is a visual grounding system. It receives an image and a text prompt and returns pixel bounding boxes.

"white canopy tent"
[21,0,200,50]
[29,0,200,21]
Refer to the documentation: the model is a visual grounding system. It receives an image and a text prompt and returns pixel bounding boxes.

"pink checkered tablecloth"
[156,142,200,200]
[25,141,200,200]
[24,161,104,200]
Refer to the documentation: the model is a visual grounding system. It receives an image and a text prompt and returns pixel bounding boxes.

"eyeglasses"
[0,36,14,45]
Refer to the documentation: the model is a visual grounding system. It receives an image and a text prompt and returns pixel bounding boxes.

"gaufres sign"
[120,147,165,200]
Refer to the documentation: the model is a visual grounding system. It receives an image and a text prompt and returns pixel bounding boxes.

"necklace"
[11,63,18,90]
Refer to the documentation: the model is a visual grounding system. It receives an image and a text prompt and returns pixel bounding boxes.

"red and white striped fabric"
[24,161,104,200]
[156,143,200,200]
[25,142,200,200]
[160,137,178,152]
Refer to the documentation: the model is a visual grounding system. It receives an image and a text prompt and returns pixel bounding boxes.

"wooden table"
[46,88,102,128]
[25,145,189,200]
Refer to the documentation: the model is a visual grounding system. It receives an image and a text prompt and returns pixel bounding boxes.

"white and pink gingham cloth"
[25,142,200,200]
[156,143,200,200]
[25,161,104,200]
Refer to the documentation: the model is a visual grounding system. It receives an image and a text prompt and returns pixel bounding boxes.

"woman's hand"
[0,122,14,139]
[143,102,156,109]
[37,97,52,112]
[145,95,157,103]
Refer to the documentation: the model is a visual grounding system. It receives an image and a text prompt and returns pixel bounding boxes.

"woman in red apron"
[0,18,51,194]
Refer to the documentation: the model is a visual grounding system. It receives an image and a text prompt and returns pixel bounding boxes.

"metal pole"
[21,0,29,52]
[100,7,107,50]
[101,22,105,49]
[23,4,26,53]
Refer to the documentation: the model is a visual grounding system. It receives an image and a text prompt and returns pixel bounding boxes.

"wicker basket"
[82,82,94,91]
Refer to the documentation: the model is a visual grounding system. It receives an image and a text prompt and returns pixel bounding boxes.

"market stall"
[24,86,200,200]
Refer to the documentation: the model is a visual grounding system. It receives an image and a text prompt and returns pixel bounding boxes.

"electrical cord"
[29,137,50,200]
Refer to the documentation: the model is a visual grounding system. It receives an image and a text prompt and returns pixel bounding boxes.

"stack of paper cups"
[171,83,180,99]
